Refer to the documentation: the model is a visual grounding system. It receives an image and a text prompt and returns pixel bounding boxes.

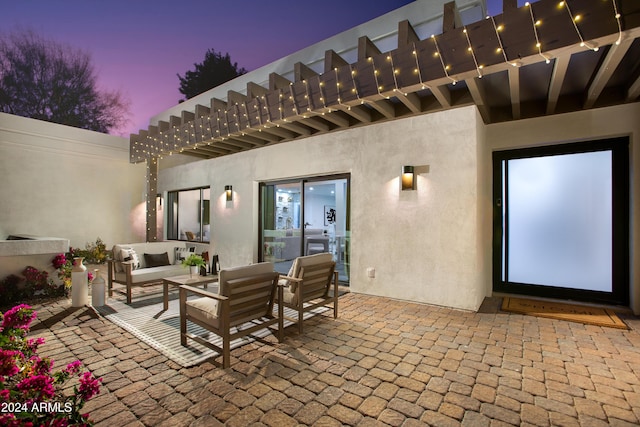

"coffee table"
[162,274,218,310]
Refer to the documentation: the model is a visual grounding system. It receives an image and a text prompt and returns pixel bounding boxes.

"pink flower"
[25,337,45,353]
[52,253,67,269]
[0,349,21,377]
[0,413,32,427]
[16,374,56,399]
[1,304,36,331]
[31,356,53,375]
[64,360,82,375]
[78,371,102,400]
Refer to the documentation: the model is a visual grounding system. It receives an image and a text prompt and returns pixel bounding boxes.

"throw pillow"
[121,248,140,270]
[174,247,195,265]
[144,252,170,268]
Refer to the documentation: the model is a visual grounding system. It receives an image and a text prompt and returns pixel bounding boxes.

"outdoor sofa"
[108,242,201,303]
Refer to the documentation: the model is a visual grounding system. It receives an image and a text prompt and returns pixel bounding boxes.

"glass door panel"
[260,182,302,274]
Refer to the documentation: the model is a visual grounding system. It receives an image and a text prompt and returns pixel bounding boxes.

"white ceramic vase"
[91,269,105,306]
[71,257,88,307]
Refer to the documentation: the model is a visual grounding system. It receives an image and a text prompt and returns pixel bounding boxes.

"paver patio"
[26,287,640,426]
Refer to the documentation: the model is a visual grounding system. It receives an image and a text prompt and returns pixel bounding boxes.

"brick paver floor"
[24,288,640,426]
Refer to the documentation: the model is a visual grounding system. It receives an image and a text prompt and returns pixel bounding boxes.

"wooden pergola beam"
[546,55,570,115]
[508,66,521,120]
[584,38,633,109]
[398,20,420,47]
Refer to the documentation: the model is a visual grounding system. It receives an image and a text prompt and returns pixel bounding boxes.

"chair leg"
[333,271,339,319]
[126,284,132,304]
[222,332,231,369]
[179,291,187,346]
[298,305,304,334]
[277,286,284,342]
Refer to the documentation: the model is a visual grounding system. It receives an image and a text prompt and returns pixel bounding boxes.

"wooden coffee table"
[162,274,218,310]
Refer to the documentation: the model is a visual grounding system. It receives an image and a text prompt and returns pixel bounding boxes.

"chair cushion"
[286,253,333,293]
[186,297,219,328]
[280,285,297,306]
[114,264,184,284]
[120,248,140,270]
[217,262,274,318]
[144,252,170,268]
[219,262,275,296]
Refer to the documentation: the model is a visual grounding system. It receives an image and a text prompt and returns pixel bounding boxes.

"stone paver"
[17,287,640,426]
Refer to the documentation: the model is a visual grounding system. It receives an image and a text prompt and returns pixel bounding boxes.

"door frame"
[492,137,629,306]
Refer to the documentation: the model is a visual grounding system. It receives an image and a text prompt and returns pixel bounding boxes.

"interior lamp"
[225,185,233,201]
[401,166,415,191]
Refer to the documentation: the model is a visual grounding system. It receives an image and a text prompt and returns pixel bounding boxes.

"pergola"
[131,0,640,241]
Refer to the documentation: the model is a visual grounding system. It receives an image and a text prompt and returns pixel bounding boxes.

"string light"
[370,57,389,98]
[349,65,365,104]
[254,98,264,126]
[431,34,457,85]
[333,68,352,110]
[463,27,484,77]
[525,2,551,63]
[242,102,251,129]
[303,79,314,112]
[611,0,623,45]
[412,43,429,90]
[318,78,329,111]
[561,0,599,51]
[289,84,299,115]
[234,104,241,132]
[388,54,406,95]
[489,16,518,67]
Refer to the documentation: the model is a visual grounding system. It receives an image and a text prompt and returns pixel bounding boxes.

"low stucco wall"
[0,113,146,274]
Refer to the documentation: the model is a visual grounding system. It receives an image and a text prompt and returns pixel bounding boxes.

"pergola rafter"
[131,0,640,163]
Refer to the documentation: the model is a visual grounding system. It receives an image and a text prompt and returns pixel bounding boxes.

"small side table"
[162,274,218,311]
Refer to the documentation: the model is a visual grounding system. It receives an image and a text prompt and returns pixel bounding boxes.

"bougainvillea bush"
[0,304,102,426]
[0,267,66,306]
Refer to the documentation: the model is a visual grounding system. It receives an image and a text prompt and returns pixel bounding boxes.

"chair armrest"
[279,275,302,283]
[179,284,227,301]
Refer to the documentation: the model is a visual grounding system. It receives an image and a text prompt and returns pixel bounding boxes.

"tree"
[0,31,128,134]
[178,49,247,100]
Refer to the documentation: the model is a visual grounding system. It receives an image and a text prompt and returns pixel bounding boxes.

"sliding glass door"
[260,174,350,283]
[492,138,629,305]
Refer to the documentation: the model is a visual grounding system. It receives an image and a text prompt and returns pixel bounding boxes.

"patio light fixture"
[225,185,233,201]
[401,166,415,191]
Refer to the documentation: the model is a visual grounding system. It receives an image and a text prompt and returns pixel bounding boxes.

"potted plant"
[182,254,205,277]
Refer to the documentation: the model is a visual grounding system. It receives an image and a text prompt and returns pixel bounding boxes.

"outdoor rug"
[94,291,329,367]
[501,297,628,329]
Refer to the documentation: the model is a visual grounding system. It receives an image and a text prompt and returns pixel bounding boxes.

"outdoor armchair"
[278,253,338,333]
[179,262,283,368]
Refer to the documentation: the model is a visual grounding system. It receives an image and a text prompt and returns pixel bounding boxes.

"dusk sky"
[3,0,509,137]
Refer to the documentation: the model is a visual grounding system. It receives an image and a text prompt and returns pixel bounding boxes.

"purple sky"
[2,1,509,137]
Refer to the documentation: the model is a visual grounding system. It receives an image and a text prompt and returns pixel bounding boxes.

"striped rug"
[94,290,327,367]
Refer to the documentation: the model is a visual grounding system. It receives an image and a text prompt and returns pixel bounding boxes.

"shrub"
[0,304,102,425]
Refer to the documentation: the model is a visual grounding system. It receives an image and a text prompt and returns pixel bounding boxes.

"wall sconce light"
[401,166,415,190]
[225,185,233,201]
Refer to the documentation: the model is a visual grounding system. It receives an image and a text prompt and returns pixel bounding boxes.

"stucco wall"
[159,106,485,311]
[0,113,146,273]
[482,103,640,314]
